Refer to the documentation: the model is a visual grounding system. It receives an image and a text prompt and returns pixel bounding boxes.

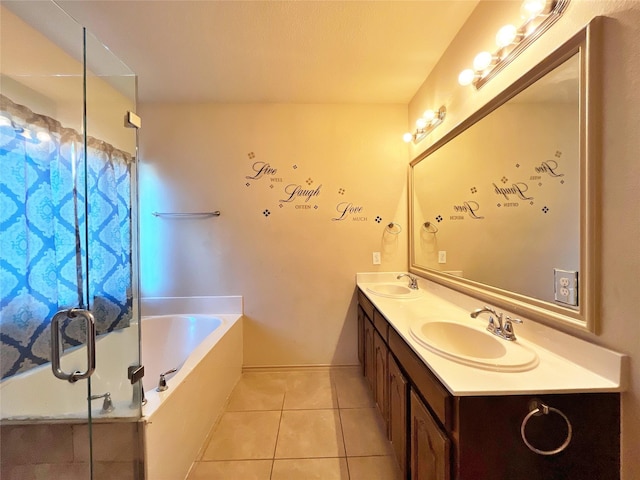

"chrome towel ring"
[520,400,572,456]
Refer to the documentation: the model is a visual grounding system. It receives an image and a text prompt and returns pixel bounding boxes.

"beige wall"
[138,103,408,366]
[408,2,640,478]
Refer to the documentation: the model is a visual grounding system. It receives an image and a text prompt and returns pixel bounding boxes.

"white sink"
[366,283,422,299]
[409,320,538,372]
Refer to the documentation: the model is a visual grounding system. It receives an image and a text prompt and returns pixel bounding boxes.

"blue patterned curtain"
[0,95,132,380]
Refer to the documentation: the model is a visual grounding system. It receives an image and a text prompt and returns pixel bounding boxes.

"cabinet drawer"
[357,289,375,320]
[389,328,452,429]
[373,309,389,341]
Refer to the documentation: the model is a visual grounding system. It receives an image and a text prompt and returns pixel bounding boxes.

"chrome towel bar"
[152,211,220,218]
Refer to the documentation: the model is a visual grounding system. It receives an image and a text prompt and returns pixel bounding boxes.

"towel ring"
[520,400,572,456]
[385,222,402,235]
[422,221,438,233]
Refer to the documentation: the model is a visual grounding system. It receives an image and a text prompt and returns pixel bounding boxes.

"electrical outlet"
[438,251,447,264]
[554,269,578,306]
[372,252,381,265]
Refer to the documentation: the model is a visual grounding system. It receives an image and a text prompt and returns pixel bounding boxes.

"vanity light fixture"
[458,0,570,89]
[403,106,446,144]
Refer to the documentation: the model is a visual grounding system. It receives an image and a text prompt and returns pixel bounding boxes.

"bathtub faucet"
[89,392,114,413]
[157,368,177,392]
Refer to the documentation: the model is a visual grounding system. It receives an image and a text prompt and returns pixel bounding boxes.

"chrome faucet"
[470,306,522,341]
[157,368,177,392]
[89,392,114,413]
[397,274,419,290]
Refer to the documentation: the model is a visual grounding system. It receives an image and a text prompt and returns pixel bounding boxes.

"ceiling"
[36,1,479,104]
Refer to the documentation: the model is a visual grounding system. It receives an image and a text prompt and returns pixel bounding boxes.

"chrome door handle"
[51,308,96,383]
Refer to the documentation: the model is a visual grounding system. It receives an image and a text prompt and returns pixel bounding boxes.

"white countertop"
[357,272,627,396]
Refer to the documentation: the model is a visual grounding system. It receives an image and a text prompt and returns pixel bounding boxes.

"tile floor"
[187,368,402,480]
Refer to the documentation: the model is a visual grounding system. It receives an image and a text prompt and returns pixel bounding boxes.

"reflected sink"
[409,320,538,372]
[366,283,422,299]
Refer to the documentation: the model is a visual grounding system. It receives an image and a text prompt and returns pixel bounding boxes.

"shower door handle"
[51,308,96,383]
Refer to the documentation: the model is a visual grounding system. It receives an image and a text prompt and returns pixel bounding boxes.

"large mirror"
[410,18,600,333]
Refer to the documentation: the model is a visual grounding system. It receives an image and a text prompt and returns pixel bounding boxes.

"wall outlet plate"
[438,251,447,264]
[554,268,578,306]
[372,252,381,265]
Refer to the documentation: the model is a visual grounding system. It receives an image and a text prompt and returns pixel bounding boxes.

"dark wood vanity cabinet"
[356,288,621,480]
[388,354,408,479]
[410,389,450,480]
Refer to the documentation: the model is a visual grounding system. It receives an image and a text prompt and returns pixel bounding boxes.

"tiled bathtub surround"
[188,368,402,480]
[0,421,143,480]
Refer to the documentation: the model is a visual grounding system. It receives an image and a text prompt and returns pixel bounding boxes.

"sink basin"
[366,283,422,299]
[409,320,538,372]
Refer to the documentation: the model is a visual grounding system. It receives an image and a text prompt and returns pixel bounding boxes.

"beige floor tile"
[284,372,338,409]
[331,370,375,408]
[348,455,403,480]
[226,373,287,411]
[275,409,345,459]
[271,458,349,480]
[340,408,393,457]
[187,460,272,480]
[202,411,281,460]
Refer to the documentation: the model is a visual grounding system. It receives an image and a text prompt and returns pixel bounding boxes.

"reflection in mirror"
[410,18,600,333]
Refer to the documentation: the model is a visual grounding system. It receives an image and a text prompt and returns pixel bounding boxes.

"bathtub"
[142,313,242,480]
[0,309,243,480]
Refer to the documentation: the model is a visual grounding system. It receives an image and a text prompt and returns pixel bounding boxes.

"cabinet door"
[374,329,389,428]
[364,317,375,393]
[389,354,408,479]
[410,390,450,480]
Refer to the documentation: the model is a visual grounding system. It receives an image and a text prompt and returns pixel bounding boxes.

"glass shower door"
[1,2,141,478]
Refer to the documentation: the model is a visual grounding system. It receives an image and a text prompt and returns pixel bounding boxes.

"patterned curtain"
[0,95,133,380]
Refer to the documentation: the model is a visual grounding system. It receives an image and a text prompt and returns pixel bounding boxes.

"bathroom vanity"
[356,273,625,480]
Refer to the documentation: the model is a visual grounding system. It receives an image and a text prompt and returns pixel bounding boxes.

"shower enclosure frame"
[0,2,143,478]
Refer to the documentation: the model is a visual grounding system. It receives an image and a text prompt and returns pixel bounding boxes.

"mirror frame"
[409,17,601,334]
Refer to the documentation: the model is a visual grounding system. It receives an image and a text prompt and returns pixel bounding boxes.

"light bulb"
[423,109,436,122]
[473,51,494,71]
[458,69,476,86]
[520,0,546,19]
[403,132,413,143]
[416,117,427,129]
[496,24,518,48]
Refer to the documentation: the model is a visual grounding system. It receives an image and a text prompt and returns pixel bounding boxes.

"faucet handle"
[503,315,523,340]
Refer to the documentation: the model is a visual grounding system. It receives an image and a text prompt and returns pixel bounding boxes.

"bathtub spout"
[90,392,114,413]
[157,368,177,392]
[132,380,147,407]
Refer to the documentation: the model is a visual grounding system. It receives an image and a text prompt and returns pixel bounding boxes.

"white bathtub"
[142,313,242,480]
[0,310,243,480]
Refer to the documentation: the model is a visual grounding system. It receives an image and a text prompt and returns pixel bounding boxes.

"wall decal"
[375,216,382,223]
[263,209,271,217]
[246,182,251,187]
[493,182,533,201]
[470,187,477,194]
[516,163,521,168]
[332,202,366,221]
[436,215,443,222]
[270,184,274,189]
[451,200,484,219]
[338,188,345,195]
[279,183,322,204]
[292,164,298,169]
[248,152,255,159]
[306,178,314,185]
[245,161,278,180]
[501,176,509,184]
[534,160,564,178]
[542,206,549,213]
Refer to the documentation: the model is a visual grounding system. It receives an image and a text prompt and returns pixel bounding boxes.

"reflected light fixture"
[458,0,570,89]
[403,106,446,144]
